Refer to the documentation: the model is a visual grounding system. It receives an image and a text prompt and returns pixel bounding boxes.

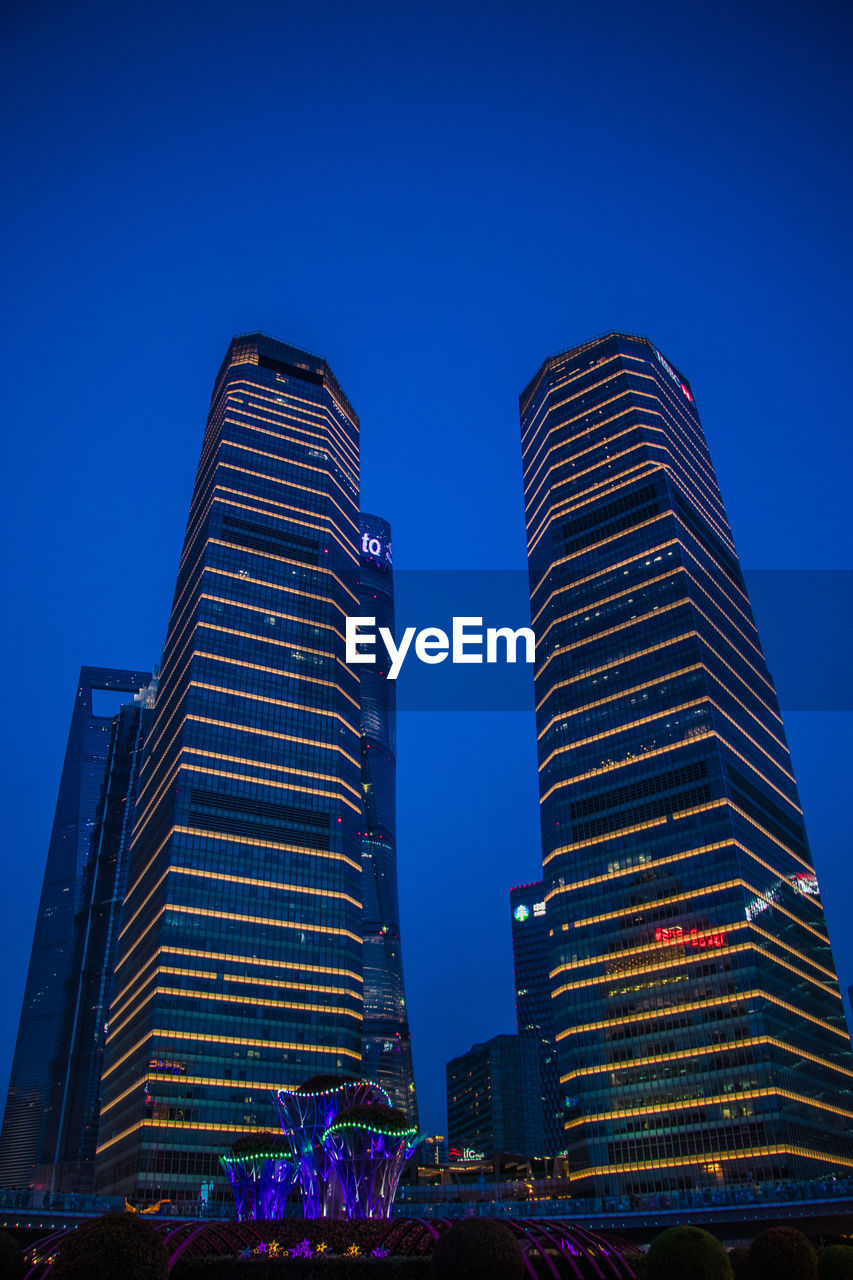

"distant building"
[420,1135,449,1166]
[509,883,563,1154]
[48,683,157,1191]
[0,667,150,1189]
[446,1035,545,1159]
[358,513,418,1121]
[520,332,853,1193]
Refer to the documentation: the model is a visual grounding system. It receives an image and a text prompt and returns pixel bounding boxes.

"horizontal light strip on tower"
[219,440,358,527]
[230,379,359,470]
[194,649,359,710]
[560,1036,853,1083]
[568,1145,853,1182]
[545,839,819,911]
[213,459,358,544]
[109,965,358,1028]
[524,386,731,548]
[182,744,360,796]
[101,1070,342,1117]
[549,917,827,986]
[110,946,361,1010]
[541,736,798,817]
[210,492,357,562]
[223,412,358,489]
[565,1089,853,1127]
[102,1022,361,1085]
[191,681,358,734]
[551,940,838,999]
[119,865,361,946]
[554,988,848,1041]
[178,762,361,812]
[106,987,359,1045]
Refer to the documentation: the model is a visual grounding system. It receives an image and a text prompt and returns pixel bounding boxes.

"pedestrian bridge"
[3,1178,853,1246]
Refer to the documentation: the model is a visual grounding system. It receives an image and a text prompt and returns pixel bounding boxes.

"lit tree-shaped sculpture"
[321,1103,421,1219]
[220,1132,297,1221]
[273,1075,390,1219]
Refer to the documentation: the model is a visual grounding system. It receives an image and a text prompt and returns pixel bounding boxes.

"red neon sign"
[654,926,725,949]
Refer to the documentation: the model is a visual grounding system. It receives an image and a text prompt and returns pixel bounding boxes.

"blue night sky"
[1,0,851,1137]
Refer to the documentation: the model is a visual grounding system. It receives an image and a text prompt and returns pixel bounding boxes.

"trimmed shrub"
[297,1075,358,1094]
[331,1103,412,1132]
[50,1212,169,1280]
[631,1253,648,1280]
[0,1228,25,1280]
[749,1227,818,1280]
[430,1219,525,1280]
[729,1245,752,1279]
[229,1132,290,1158]
[646,1226,732,1280]
[820,1245,853,1280]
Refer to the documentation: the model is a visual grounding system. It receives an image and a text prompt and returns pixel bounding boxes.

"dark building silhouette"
[520,332,853,1193]
[96,334,364,1199]
[509,882,563,1155]
[48,684,156,1191]
[0,667,149,1188]
[357,514,418,1121]
[446,1035,546,1160]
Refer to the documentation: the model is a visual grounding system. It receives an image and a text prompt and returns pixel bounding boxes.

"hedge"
[429,1220,524,1280]
[646,1226,732,1280]
[749,1227,818,1280]
[49,1213,169,1280]
[0,1228,25,1280]
[820,1246,853,1280]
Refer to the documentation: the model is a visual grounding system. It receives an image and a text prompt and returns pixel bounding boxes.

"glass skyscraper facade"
[0,666,149,1189]
[48,685,156,1191]
[357,514,418,1121]
[509,882,563,1156]
[95,334,364,1200]
[520,332,853,1194]
[446,1035,546,1160]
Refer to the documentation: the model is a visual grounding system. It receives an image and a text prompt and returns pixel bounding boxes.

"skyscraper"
[357,514,418,1121]
[48,683,156,1192]
[0,666,149,1189]
[509,883,563,1155]
[95,334,364,1200]
[446,1035,545,1160]
[520,332,853,1194]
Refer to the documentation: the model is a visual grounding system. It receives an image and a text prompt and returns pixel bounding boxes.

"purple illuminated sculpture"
[220,1133,297,1221]
[273,1075,391,1219]
[322,1103,420,1220]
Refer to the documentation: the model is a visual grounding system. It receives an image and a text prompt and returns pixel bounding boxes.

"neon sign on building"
[360,530,392,564]
[654,926,726,949]
[654,349,694,402]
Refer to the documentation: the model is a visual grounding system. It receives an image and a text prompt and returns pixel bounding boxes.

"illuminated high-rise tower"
[96,334,364,1200]
[520,332,853,1194]
[357,514,418,1121]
